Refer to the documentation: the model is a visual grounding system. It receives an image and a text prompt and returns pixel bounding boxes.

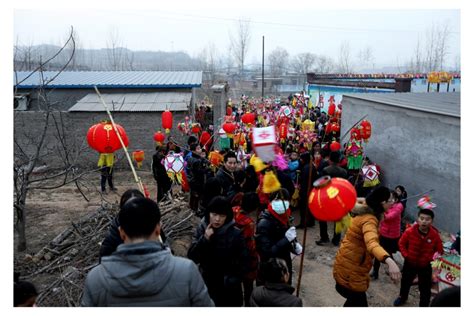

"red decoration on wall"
[308,176,357,221]
[87,121,129,153]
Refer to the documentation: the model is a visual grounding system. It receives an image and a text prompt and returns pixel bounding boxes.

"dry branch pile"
[19,196,197,307]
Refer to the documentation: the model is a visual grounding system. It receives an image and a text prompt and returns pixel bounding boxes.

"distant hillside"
[14,44,202,71]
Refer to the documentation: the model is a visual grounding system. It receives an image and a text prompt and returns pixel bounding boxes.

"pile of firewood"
[23,197,196,307]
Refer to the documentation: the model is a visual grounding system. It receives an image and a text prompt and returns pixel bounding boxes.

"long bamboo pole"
[296,154,315,297]
[94,86,145,194]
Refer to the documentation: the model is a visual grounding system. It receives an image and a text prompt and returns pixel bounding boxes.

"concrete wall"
[14,111,188,171]
[211,84,229,149]
[341,96,460,233]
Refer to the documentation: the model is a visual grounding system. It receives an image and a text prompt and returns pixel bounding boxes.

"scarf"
[267,202,291,227]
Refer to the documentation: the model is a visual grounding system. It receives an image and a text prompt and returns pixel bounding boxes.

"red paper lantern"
[330,123,340,133]
[222,122,236,134]
[162,110,173,134]
[350,127,362,140]
[330,141,341,152]
[200,131,211,146]
[154,131,165,144]
[360,120,372,140]
[191,123,201,134]
[308,176,357,221]
[241,112,256,126]
[132,150,145,168]
[328,103,336,116]
[87,121,129,153]
[325,123,332,135]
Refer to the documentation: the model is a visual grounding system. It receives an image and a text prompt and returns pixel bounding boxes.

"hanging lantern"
[208,150,224,171]
[153,131,165,146]
[162,110,173,134]
[241,112,256,126]
[325,123,332,135]
[330,123,340,133]
[330,141,341,152]
[87,120,129,153]
[191,123,201,134]
[200,131,211,146]
[328,103,336,116]
[350,127,362,140]
[222,122,237,137]
[164,152,184,174]
[252,126,276,163]
[360,120,372,141]
[308,176,357,221]
[132,150,145,168]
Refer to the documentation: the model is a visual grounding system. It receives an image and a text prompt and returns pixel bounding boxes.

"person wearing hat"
[393,195,443,307]
[188,196,249,307]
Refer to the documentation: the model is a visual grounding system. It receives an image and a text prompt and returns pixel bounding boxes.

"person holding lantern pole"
[152,145,172,203]
[332,186,401,307]
[316,151,348,246]
[256,188,303,286]
[99,154,117,194]
[187,143,209,213]
[296,152,317,228]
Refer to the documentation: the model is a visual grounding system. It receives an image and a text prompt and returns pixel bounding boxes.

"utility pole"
[262,35,265,100]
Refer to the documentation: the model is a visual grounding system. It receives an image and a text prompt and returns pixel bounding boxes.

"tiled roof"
[343,92,460,118]
[14,71,202,89]
[68,92,190,112]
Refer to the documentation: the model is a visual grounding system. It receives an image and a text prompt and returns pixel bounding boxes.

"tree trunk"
[16,203,27,252]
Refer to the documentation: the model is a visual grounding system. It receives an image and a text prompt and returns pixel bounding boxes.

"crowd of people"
[14,94,460,308]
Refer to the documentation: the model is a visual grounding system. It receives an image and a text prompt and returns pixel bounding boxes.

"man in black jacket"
[152,145,172,203]
[215,151,239,199]
[316,151,348,246]
[296,152,317,228]
[187,143,209,212]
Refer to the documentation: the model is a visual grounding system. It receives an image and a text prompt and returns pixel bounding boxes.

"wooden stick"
[296,155,315,297]
[94,86,144,194]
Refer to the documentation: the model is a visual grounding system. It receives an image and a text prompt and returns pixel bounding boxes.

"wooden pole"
[296,154,315,297]
[262,35,265,100]
[94,86,145,194]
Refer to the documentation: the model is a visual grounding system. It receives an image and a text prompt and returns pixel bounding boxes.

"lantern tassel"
[262,170,281,194]
[97,153,114,167]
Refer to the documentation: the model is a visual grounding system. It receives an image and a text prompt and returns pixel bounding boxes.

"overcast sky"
[13,4,460,68]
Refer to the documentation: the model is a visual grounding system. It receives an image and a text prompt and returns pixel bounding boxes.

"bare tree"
[106,27,125,71]
[229,18,252,77]
[14,27,92,252]
[268,47,289,77]
[357,46,375,72]
[291,52,317,74]
[315,54,336,74]
[337,41,352,73]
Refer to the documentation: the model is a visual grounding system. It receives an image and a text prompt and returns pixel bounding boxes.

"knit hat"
[417,195,436,210]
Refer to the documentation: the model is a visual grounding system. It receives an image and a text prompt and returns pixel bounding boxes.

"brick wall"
[14,111,188,171]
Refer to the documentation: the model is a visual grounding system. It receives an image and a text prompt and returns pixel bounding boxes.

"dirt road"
[15,170,423,307]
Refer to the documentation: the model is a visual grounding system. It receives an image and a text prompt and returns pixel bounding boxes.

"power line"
[150,10,460,35]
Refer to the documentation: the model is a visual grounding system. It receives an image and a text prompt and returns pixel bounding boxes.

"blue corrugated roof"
[14,71,202,89]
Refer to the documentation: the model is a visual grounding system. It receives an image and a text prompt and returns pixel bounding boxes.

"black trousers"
[100,167,114,192]
[299,198,315,226]
[399,262,433,307]
[372,236,399,275]
[319,221,341,243]
[335,283,368,307]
